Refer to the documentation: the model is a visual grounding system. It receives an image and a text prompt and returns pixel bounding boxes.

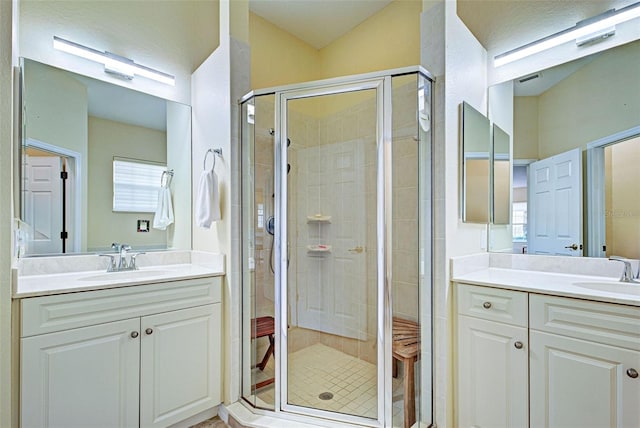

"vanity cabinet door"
[457,315,529,428]
[530,330,640,428]
[21,318,141,428]
[139,304,221,428]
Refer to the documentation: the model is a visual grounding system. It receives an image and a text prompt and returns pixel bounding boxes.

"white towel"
[153,187,174,230]
[195,169,221,228]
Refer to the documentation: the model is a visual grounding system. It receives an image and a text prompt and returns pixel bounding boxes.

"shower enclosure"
[241,67,433,427]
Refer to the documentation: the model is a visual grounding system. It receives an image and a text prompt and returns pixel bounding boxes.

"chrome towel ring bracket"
[204,148,223,171]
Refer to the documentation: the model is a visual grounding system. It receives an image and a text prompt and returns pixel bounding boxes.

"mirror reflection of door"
[527,148,582,256]
[24,153,64,254]
[23,145,77,254]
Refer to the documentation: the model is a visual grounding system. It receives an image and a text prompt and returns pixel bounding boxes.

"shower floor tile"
[252,343,406,425]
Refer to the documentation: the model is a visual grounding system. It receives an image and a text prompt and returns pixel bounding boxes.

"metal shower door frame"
[273,76,393,427]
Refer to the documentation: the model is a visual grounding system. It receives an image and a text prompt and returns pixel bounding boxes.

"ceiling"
[73,73,167,131]
[456,0,638,54]
[513,54,598,96]
[248,0,393,49]
[249,1,637,54]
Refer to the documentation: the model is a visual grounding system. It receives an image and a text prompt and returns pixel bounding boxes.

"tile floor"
[251,343,407,425]
[190,416,228,428]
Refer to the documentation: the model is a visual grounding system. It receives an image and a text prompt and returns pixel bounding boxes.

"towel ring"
[204,148,223,171]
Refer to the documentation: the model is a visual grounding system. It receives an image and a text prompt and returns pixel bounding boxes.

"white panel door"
[457,315,528,428]
[528,148,582,255]
[140,304,221,428]
[530,330,640,428]
[24,155,63,254]
[21,318,140,428]
[296,140,367,340]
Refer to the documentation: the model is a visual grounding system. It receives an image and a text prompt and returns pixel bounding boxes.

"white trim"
[513,158,537,166]
[228,401,368,428]
[464,151,490,160]
[586,125,640,149]
[24,138,82,253]
[586,126,640,257]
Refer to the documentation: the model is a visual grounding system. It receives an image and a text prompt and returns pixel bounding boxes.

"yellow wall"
[605,136,640,259]
[514,40,640,161]
[513,96,539,159]
[249,12,320,89]
[249,0,421,90]
[318,0,421,79]
[537,40,640,158]
[87,117,167,251]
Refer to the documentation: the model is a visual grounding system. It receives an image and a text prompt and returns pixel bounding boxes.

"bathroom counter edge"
[13,264,224,299]
[452,267,640,307]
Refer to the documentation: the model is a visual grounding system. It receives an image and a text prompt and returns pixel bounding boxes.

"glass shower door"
[278,84,383,425]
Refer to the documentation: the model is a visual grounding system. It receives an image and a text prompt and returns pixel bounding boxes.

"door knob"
[145,328,153,335]
[130,331,139,338]
[564,244,579,251]
[514,341,524,349]
[348,246,364,254]
[627,368,638,379]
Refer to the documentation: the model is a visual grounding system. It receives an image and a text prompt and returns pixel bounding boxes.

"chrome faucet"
[99,243,144,272]
[608,256,640,283]
[117,243,131,270]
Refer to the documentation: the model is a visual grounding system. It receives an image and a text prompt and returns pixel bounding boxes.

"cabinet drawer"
[456,283,528,327]
[21,276,222,337]
[530,294,640,351]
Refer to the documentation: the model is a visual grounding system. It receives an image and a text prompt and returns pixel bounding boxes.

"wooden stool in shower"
[251,316,275,389]
[392,317,420,428]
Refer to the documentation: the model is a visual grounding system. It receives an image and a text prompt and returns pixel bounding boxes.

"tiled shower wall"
[249,79,421,366]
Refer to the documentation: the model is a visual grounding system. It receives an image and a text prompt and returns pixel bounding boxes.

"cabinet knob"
[514,341,524,349]
[482,301,492,309]
[130,331,139,338]
[628,368,639,379]
[145,328,153,335]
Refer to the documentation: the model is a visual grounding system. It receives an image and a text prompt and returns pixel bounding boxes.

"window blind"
[113,159,166,212]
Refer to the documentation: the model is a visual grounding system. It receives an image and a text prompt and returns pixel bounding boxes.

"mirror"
[460,102,491,223]
[488,39,640,256]
[492,124,510,225]
[19,58,192,256]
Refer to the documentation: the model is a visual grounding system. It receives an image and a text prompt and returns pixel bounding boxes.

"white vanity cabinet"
[455,284,529,428]
[455,283,640,428]
[20,276,222,428]
[529,294,640,428]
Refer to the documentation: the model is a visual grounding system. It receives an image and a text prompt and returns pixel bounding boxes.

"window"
[512,201,528,241]
[113,159,166,212]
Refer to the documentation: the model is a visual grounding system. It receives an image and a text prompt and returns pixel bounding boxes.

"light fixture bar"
[53,36,175,86]
[494,1,640,67]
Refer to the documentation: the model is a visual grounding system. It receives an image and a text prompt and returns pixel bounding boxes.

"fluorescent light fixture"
[53,36,175,86]
[494,1,640,67]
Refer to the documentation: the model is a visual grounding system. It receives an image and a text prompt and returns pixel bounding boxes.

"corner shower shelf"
[306,244,331,255]
[306,214,331,223]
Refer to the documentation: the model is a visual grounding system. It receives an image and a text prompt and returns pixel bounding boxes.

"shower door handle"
[348,246,364,254]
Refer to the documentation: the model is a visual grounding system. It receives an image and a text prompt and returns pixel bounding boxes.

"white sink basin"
[574,281,640,296]
[79,270,171,282]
